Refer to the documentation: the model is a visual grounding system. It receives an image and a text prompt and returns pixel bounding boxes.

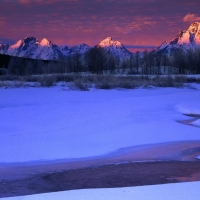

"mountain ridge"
[157,22,200,53]
[0,36,133,61]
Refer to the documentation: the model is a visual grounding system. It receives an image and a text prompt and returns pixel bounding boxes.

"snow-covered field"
[1,84,200,163]
[1,84,200,199]
[3,181,200,200]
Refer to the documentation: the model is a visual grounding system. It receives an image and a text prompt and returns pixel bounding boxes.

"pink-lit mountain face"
[157,22,200,52]
[0,37,90,61]
[0,37,66,61]
[0,36,133,61]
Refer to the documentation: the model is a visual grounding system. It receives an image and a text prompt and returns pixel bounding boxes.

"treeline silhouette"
[0,47,200,76]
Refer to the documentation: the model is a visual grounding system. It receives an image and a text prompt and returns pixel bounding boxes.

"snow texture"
[0,85,200,163]
[2,181,200,200]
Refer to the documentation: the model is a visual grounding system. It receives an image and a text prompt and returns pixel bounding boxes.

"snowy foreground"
[3,181,200,200]
[1,84,200,199]
[1,84,200,163]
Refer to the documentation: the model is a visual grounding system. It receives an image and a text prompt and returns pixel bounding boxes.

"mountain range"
[0,37,90,61]
[0,22,200,61]
[0,36,131,61]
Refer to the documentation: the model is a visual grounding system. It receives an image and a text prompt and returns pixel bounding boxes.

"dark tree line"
[0,47,200,76]
[0,54,11,75]
[0,47,117,75]
[130,48,200,75]
[85,46,116,74]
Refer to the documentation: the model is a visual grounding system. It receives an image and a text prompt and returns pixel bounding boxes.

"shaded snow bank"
[175,104,200,115]
[191,119,200,126]
[3,182,200,200]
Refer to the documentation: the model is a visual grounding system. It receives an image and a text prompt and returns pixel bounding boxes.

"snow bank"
[3,182,200,200]
[0,86,200,163]
[175,104,200,115]
[191,119,200,127]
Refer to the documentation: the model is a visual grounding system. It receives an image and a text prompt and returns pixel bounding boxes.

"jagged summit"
[100,37,113,44]
[99,37,122,48]
[98,37,132,61]
[188,22,200,34]
[11,37,36,50]
[157,22,200,53]
[3,36,66,60]
[40,38,51,46]
[176,22,200,45]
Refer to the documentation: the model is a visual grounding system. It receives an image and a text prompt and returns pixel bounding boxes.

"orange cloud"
[183,13,200,22]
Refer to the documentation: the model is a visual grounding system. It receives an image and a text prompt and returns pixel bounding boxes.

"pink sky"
[0,0,200,52]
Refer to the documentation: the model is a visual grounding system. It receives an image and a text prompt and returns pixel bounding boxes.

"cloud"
[183,13,200,22]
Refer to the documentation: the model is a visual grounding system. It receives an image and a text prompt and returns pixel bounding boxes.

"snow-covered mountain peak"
[188,22,200,34]
[157,22,200,53]
[24,37,37,42]
[1,36,66,60]
[0,36,133,62]
[97,37,132,61]
[99,37,122,48]
[40,38,51,46]
[102,37,112,43]
[177,21,200,45]
[10,37,36,49]
[11,39,23,48]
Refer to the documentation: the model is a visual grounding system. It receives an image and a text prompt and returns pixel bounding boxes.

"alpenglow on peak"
[157,21,200,52]
[99,37,122,47]
[179,21,200,45]
[40,38,51,46]
[188,22,200,34]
